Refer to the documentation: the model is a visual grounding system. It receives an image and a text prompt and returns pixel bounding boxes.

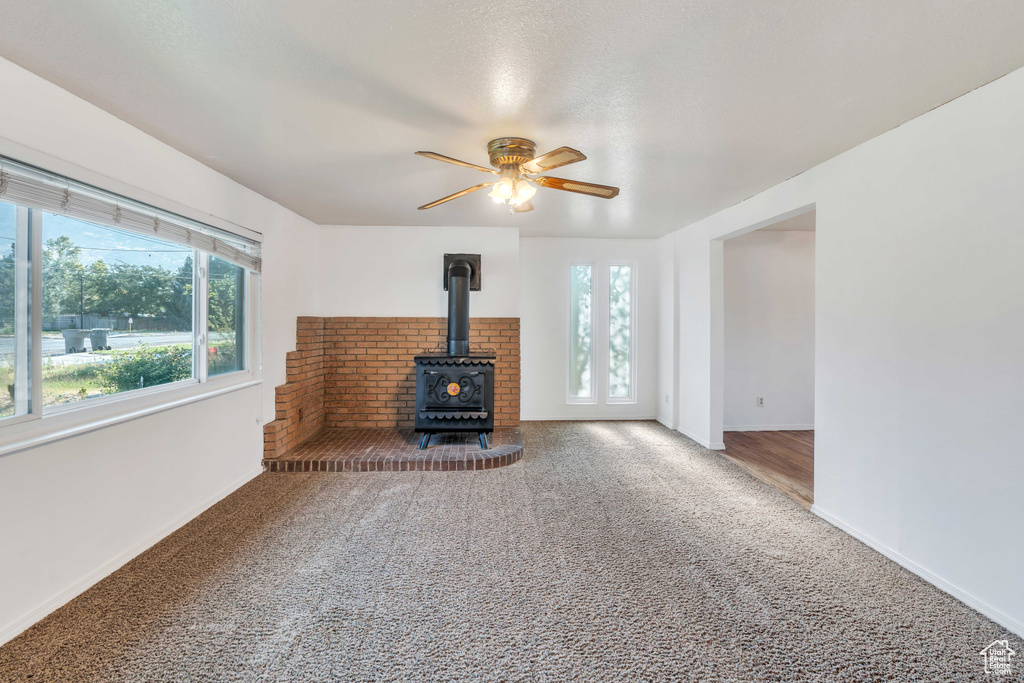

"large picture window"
[568,263,594,402]
[0,156,260,427]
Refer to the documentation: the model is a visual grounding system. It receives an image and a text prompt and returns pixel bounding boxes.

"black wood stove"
[414,255,494,450]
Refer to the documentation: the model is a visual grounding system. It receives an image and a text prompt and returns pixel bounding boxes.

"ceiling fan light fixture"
[489,166,526,205]
[488,181,513,201]
[415,138,618,213]
[515,178,537,203]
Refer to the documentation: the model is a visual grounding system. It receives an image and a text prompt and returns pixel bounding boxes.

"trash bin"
[61,329,91,353]
[89,328,112,351]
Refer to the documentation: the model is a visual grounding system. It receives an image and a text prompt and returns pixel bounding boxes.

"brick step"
[262,427,524,473]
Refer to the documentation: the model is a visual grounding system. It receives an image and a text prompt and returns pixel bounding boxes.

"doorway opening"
[720,209,815,506]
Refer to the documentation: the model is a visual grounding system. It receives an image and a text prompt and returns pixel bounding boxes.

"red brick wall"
[323,317,520,429]
[264,316,520,458]
[262,316,326,459]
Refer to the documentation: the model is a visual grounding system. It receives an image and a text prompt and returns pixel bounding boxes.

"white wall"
[519,238,657,420]
[0,57,319,643]
[664,66,1024,635]
[656,234,677,428]
[314,226,519,317]
[724,231,815,430]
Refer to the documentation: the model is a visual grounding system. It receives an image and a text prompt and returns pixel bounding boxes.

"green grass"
[0,363,11,418]
[39,360,107,407]
[0,360,109,415]
[0,343,193,415]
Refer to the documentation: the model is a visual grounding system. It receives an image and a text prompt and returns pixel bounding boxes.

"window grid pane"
[208,256,245,377]
[569,264,593,399]
[609,264,632,399]
[40,214,195,407]
[0,202,16,418]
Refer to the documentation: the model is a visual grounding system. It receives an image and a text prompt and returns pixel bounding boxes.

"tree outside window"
[609,264,632,399]
[569,264,593,400]
[208,256,245,377]
[38,214,195,407]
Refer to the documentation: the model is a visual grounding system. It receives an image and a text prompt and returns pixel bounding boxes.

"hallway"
[722,430,814,507]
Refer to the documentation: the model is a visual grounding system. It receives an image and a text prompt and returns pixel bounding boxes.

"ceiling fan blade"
[417,182,494,210]
[415,151,498,174]
[513,199,534,213]
[535,176,620,199]
[520,147,586,174]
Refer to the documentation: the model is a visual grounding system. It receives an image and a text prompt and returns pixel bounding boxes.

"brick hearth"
[262,427,524,472]
[262,316,521,469]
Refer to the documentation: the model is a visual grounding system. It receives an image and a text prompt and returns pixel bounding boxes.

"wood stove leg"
[419,433,431,450]
[478,432,490,451]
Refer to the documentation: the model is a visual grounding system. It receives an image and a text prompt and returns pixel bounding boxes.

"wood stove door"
[421,368,486,410]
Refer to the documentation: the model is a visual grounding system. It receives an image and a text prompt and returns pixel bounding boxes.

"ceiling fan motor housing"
[487,137,536,168]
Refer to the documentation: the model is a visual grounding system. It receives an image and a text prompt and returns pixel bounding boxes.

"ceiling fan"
[415,137,619,214]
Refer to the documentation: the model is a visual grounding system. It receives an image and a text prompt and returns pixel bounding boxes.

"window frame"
[0,166,262,456]
[566,260,597,405]
[0,206,39,427]
[606,259,637,405]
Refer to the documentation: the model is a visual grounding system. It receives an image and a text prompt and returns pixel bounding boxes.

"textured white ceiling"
[1,1,1023,238]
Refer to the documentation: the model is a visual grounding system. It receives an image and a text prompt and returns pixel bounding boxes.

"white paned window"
[566,260,638,407]
[0,155,260,430]
[608,263,635,402]
[568,263,595,402]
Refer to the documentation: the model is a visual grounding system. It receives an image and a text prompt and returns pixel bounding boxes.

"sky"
[0,200,192,270]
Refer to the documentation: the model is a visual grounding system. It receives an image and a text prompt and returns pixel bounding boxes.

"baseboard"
[812,505,1024,639]
[0,466,263,647]
[520,415,657,422]
[674,426,724,450]
[656,416,675,430]
[724,424,815,432]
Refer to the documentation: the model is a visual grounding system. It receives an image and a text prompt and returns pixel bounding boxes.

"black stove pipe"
[447,259,472,356]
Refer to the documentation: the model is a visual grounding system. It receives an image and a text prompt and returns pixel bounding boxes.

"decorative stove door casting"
[424,370,485,408]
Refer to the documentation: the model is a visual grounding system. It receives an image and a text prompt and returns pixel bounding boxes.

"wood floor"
[721,430,814,507]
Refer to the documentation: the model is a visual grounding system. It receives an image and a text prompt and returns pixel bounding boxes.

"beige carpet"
[0,421,1015,681]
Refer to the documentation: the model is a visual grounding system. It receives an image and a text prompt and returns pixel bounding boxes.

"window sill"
[0,375,262,459]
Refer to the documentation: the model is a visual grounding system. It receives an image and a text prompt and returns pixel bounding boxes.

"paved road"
[0,332,193,365]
